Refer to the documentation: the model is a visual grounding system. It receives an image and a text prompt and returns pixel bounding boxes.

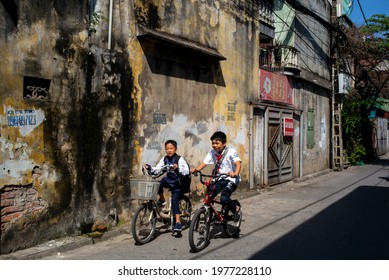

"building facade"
[0,0,333,253]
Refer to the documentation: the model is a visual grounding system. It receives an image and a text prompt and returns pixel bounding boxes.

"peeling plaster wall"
[0,0,134,253]
[1,0,261,253]
[131,0,259,182]
[294,82,331,176]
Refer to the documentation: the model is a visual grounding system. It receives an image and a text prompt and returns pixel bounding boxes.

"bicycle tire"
[179,194,192,227]
[131,203,157,244]
[223,200,242,238]
[188,207,211,252]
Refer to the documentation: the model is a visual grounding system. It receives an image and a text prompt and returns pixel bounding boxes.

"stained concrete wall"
[131,0,259,177]
[0,0,260,253]
[0,0,333,253]
[273,0,332,176]
[1,0,134,253]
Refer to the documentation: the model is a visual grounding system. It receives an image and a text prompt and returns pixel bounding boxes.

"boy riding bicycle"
[191,131,242,222]
[144,140,190,232]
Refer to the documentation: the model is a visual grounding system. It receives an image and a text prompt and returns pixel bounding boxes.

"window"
[307,109,315,149]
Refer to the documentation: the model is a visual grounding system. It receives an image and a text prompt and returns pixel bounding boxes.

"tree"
[337,14,389,164]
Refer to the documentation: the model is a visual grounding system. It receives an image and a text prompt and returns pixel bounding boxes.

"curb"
[0,227,130,260]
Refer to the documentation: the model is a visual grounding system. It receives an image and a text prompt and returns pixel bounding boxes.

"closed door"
[267,109,293,185]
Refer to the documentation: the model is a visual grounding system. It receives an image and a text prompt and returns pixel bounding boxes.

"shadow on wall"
[248,185,389,260]
[138,38,226,87]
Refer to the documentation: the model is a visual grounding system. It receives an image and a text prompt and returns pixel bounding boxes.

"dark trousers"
[211,179,237,213]
[158,176,182,216]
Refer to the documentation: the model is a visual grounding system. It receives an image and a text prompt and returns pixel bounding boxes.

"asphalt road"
[38,157,389,260]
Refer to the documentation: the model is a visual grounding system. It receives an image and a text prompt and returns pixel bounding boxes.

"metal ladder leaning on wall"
[332,94,343,171]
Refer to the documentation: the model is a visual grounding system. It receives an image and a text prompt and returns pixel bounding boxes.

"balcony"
[260,45,300,76]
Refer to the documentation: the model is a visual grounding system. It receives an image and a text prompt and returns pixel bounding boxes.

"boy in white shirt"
[191,131,242,222]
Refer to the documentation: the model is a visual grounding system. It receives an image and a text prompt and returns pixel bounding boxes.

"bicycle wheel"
[223,200,242,238]
[179,195,192,226]
[131,203,157,244]
[188,207,211,252]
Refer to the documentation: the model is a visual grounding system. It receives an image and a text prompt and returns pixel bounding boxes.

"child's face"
[165,143,177,157]
[212,139,226,154]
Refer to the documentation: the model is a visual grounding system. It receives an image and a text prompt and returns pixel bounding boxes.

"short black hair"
[210,131,227,143]
[165,139,177,149]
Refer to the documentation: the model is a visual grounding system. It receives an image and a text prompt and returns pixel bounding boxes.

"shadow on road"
[249,185,389,259]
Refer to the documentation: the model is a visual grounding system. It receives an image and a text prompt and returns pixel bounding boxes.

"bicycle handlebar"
[142,164,175,179]
[191,171,229,185]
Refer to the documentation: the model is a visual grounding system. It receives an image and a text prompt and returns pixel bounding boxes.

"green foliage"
[341,96,371,165]
[88,11,108,36]
[361,14,389,54]
[340,14,389,164]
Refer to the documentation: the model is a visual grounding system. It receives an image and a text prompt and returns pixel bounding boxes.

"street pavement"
[1,155,389,260]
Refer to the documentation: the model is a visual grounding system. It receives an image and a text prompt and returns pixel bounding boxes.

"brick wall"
[1,184,47,232]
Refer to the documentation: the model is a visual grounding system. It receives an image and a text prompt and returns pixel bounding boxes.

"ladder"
[332,94,343,171]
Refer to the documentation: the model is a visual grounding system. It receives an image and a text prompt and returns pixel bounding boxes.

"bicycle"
[188,171,242,252]
[131,164,192,245]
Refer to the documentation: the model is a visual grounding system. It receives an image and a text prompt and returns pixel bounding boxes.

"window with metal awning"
[136,24,226,61]
[136,24,226,86]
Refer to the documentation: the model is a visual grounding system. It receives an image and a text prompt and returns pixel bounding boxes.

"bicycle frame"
[202,193,224,222]
[188,171,241,252]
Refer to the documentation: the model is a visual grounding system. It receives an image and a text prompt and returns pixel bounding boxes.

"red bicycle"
[188,171,242,252]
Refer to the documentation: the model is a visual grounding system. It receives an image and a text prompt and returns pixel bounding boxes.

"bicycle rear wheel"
[188,207,211,252]
[131,203,157,244]
[224,200,242,238]
[179,195,192,227]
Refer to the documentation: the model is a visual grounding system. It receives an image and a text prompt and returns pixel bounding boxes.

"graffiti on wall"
[6,109,45,136]
[23,76,51,100]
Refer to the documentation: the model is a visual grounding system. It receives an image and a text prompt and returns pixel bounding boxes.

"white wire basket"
[130,179,160,200]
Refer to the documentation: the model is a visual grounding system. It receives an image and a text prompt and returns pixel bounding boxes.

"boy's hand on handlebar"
[190,168,199,175]
[228,171,239,178]
[143,164,151,171]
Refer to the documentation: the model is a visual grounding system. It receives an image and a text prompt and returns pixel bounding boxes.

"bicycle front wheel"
[131,203,157,244]
[224,200,242,238]
[188,207,211,252]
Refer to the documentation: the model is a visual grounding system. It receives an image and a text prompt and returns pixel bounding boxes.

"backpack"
[164,154,191,193]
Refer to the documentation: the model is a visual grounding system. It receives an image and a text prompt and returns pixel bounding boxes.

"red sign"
[283,117,294,136]
[259,69,294,105]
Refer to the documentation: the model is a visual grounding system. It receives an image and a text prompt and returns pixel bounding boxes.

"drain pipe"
[249,104,254,190]
[107,0,113,49]
[299,111,304,178]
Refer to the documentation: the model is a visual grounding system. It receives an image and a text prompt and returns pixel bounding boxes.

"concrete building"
[0,0,333,253]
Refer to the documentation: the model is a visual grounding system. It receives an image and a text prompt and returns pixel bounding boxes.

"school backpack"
[164,154,191,193]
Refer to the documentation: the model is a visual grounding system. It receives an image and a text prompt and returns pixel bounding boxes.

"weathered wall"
[1,0,135,253]
[294,0,331,175]
[1,0,260,253]
[293,82,331,176]
[295,0,331,88]
[129,0,259,179]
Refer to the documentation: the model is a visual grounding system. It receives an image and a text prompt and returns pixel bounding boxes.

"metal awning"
[136,24,226,61]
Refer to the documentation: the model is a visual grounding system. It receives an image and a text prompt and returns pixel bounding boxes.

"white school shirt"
[203,147,242,185]
[152,156,190,176]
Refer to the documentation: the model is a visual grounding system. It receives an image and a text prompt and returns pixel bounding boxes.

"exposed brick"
[1,222,9,231]
[1,192,16,200]
[31,201,43,207]
[1,214,15,223]
[26,188,37,195]
[12,212,22,219]
[0,198,15,207]
[31,207,45,215]
[1,205,24,216]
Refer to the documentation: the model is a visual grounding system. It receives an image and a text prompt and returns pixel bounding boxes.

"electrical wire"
[356,0,368,25]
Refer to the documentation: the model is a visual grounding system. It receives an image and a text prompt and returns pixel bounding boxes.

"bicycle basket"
[130,179,160,200]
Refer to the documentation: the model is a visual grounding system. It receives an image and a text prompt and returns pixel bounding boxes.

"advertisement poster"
[259,69,294,105]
